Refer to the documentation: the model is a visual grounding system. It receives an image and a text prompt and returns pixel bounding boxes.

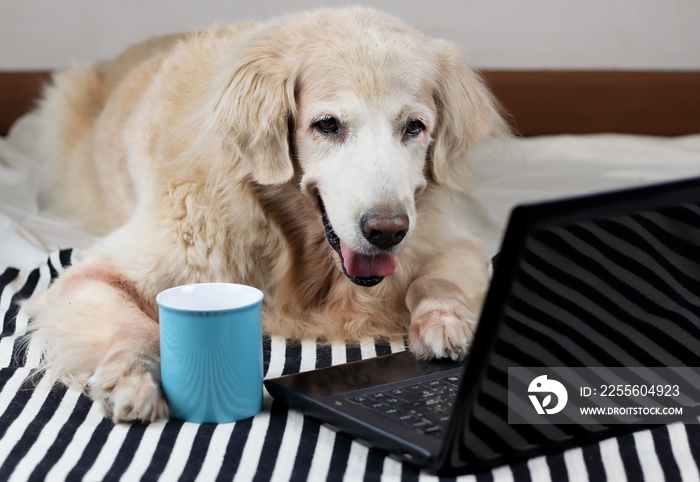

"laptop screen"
[447,179,700,471]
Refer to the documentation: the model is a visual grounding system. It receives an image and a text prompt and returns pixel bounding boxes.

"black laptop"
[265,176,700,475]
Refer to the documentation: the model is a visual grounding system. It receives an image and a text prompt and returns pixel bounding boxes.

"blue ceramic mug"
[157,283,264,423]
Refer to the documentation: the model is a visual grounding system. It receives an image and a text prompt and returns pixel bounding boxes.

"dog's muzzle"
[320,200,385,287]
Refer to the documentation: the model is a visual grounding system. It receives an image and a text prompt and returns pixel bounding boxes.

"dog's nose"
[361,213,409,250]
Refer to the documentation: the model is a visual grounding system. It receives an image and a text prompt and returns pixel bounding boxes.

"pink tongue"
[339,241,399,278]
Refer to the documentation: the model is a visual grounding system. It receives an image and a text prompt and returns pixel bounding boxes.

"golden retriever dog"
[26,7,507,422]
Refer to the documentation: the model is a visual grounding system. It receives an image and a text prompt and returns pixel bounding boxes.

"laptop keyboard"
[347,375,460,438]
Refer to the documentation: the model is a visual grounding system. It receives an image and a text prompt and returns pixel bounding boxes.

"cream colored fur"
[26,7,507,422]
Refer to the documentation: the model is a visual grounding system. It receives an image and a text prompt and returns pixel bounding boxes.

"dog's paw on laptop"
[87,351,169,423]
[407,299,476,361]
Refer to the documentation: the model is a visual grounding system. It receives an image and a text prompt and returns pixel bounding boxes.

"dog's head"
[209,8,506,286]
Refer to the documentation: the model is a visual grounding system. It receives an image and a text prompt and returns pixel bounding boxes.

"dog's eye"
[405,119,425,138]
[314,117,340,135]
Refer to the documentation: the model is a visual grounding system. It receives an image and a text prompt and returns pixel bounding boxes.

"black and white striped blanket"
[1,249,700,481]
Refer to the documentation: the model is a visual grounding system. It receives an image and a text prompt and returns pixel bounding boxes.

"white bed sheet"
[0,113,95,270]
[1,112,700,270]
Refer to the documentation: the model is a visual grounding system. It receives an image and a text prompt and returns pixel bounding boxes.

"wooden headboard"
[1,70,699,137]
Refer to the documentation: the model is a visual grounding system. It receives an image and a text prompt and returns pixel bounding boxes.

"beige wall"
[1,0,698,70]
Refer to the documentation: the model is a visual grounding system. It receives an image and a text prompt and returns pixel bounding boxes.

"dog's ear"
[429,41,508,187]
[209,32,297,185]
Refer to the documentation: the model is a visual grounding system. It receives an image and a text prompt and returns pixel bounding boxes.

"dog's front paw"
[408,299,477,361]
[88,351,169,423]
